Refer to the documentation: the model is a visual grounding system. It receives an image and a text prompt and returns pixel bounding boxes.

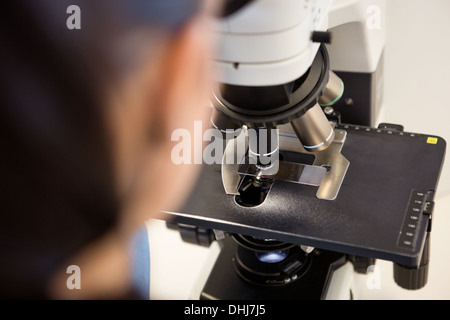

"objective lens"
[248,127,279,169]
[290,103,335,152]
[211,108,242,135]
[319,71,344,107]
[255,250,289,264]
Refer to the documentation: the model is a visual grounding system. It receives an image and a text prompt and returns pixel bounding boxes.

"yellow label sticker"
[427,137,438,144]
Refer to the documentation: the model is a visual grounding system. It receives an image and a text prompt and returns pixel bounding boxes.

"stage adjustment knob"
[350,256,376,274]
[393,233,430,290]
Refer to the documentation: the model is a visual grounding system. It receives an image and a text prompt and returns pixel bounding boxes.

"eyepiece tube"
[290,103,335,152]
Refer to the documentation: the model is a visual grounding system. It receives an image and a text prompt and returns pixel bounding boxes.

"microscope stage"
[165,124,446,267]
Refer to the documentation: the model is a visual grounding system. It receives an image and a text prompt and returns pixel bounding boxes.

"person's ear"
[152,17,213,142]
[113,18,214,230]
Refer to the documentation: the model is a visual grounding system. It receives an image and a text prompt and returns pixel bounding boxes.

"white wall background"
[147,0,450,300]
[359,0,450,299]
[383,0,450,196]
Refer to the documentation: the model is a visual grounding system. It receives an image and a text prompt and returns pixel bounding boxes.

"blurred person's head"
[0,0,218,298]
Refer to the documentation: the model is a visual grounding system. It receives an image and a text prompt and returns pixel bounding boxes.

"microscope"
[164,0,446,299]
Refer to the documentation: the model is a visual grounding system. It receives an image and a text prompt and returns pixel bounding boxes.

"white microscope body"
[207,0,386,300]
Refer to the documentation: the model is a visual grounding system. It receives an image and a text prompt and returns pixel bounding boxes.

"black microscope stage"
[164,124,446,267]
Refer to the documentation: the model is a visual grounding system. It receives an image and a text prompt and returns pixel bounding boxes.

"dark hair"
[0,0,202,298]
